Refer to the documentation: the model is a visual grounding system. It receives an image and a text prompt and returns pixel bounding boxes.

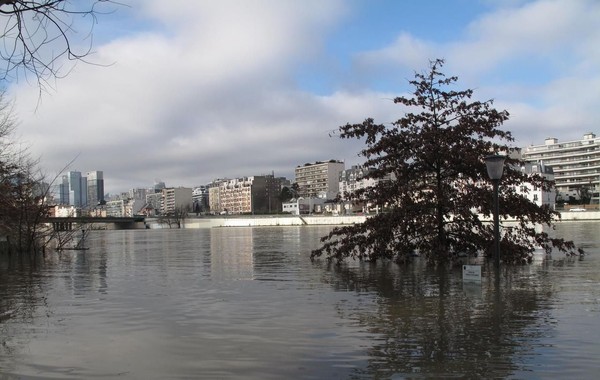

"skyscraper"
[87,171,105,206]
[58,175,69,205]
[67,171,87,207]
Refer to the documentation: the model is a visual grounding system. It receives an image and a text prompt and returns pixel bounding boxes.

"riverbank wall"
[146,211,600,229]
[178,215,367,229]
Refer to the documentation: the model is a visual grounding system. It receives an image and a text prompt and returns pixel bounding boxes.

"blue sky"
[6,0,600,194]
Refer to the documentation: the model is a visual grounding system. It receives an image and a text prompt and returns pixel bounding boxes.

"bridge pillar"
[53,222,73,231]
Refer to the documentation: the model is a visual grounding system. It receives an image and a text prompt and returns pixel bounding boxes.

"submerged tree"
[311,59,582,265]
[0,93,53,255]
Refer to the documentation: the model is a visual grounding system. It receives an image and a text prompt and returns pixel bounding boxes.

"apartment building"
[522,133,600,200]
[338,165,382,200]
[213,175,282,214]
[208,184,222,214]
[144,192,163,216]
[516,162,555,208]
[162,187,193,214]
[192,185,209,213]
[105,199,145,217]
[295,160,345,199]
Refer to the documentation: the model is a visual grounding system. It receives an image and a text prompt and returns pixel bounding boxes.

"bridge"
[43,216,146,231]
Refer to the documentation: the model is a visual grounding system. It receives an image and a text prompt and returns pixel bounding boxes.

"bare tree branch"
[0,0,118,92]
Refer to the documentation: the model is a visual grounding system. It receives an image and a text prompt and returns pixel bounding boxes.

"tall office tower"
[58,175,70,204]
[87,171,105,206]
[67,171,87,207]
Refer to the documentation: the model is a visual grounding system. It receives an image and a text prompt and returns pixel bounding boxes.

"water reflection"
[0,224,598,379]
[320,261,557,378]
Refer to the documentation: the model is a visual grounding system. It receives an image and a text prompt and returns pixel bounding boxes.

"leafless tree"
[159,205,189,229]
[0,0,116,91]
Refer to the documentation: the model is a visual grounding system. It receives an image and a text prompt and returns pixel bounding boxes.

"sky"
[5,0,600,195]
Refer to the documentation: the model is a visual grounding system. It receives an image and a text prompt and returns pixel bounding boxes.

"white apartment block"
[106,199,145,217]
[162,187,193,214]
[339,165,379,200]
[523,133,600,200]
[295,160,345,199]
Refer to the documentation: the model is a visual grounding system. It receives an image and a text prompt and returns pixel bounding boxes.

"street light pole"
[485,155,507,268]
[492,177,500,268]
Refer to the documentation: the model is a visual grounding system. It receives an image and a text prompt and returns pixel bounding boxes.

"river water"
[1,222,599,379]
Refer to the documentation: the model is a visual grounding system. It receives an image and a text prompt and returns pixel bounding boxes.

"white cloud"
[5,0,600,195]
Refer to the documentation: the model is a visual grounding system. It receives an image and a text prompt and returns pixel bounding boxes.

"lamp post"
[485,155,506,268]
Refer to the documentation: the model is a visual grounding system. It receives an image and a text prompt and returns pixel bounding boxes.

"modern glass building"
[67,171,87,207]
[87,171,105,206]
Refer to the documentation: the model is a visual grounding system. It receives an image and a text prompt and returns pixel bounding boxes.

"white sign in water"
[462,265,482,282]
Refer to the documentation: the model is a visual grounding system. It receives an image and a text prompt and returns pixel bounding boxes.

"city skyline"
[6,0,599,195]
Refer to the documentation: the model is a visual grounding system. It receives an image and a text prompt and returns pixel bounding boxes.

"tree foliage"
[311,59,582,265]
[0,0,114,90]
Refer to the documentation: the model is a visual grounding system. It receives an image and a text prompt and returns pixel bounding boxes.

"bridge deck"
[43,216,145,223]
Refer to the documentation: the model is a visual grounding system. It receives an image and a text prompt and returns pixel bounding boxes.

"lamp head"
[485,155,507,180]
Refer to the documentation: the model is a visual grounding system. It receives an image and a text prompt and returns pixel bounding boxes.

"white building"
[516,162,556,209]
[105,199,145,217]
[162,187,193,215]
[282,197,326,215]
[522,133,600,202]
[295,160,345,200]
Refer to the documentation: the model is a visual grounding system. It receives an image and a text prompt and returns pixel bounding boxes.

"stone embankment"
[146,211,599,229]
[179,215,367,229]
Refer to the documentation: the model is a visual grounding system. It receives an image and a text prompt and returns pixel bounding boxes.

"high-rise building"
[295,160,345,199]
[67,171,87,207]
[58,175,69,205]
[87,171,105,206]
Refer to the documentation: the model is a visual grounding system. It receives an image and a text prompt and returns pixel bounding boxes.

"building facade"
[516,162,556,208]
[162,187,193,215]
[213,175,283,214]
[67,171,87,207]
[145,192,163,215]
[58,175,69,205]
[208,183,222,214]
[338,165,379,200]
[522,133,600,201]
[295,160,345,199]
[87,170,105,207]
[105,199,145,217]
[192,185,209,213]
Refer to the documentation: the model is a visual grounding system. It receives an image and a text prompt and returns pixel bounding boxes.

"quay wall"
[153,215,366,229]
[146,211,599,229]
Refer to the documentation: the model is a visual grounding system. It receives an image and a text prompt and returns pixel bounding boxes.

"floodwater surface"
[1,223,599,379]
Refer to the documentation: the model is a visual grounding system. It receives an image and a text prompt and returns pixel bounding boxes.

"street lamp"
[485,155,506,268]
